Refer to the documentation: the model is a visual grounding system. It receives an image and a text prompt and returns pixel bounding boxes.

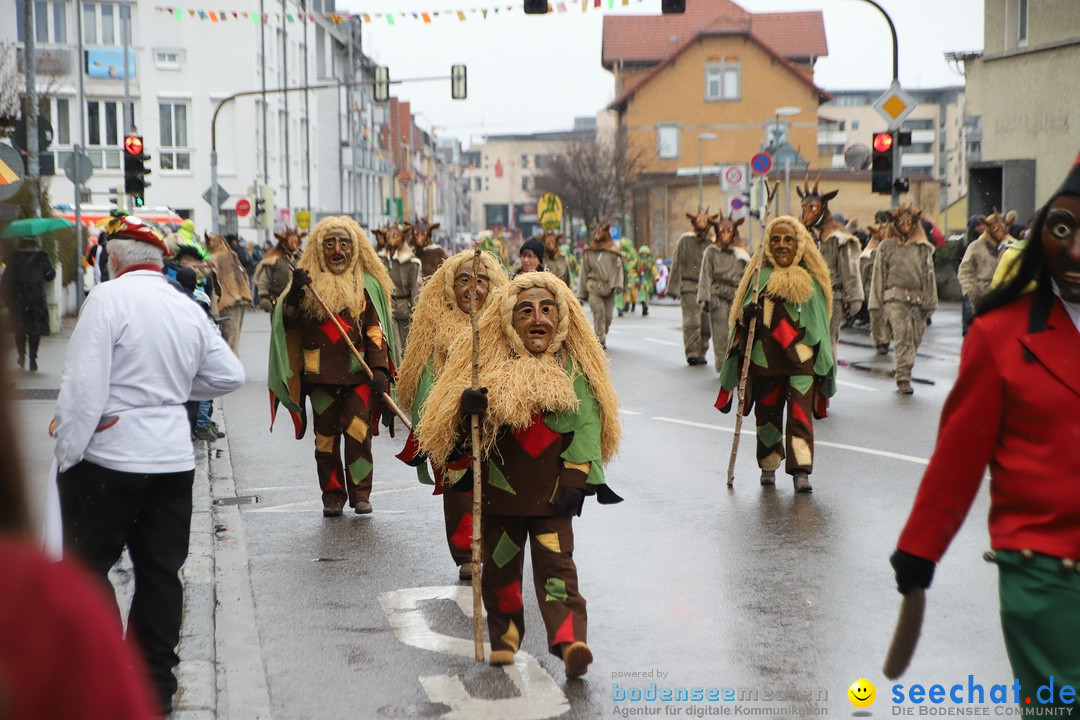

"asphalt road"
[203,299,1014,720]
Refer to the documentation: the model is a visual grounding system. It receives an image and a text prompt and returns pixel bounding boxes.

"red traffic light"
[123,135,144,155]
[873,132,894,154]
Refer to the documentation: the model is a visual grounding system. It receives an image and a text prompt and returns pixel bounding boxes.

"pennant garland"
[153,0,649,24]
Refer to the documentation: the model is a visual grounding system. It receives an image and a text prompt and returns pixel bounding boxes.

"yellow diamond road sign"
[873,81,917,130]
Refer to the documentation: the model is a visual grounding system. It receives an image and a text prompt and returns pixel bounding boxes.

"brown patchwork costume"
[419,273,621,676]
[292,298,389,508]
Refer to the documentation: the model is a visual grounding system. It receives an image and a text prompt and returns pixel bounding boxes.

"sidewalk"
[13,318,268,720]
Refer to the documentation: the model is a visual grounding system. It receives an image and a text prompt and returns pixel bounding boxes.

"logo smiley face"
[848,678,876,708]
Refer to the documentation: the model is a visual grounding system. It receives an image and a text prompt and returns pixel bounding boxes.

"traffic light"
[123,134,150,206]
[374,66,390,103]
[893,177,910,194]
[451,64,467,100]
[871,131,895,195]
[252,184,275,230]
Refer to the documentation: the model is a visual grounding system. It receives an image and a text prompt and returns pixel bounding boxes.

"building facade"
[7,0,416,243]
[961,0,1080,221]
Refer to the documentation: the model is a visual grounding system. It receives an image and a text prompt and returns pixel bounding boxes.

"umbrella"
[1,217,77,239]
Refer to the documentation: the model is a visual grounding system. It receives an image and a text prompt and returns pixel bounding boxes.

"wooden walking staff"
[305,284,414,432]
[726,181,780,487]
[467,246,485,662]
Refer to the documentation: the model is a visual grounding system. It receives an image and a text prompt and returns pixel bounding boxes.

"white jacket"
[53,269,245,473]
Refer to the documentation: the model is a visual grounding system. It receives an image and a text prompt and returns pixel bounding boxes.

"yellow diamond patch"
[536,532,561,553]
[346,416,370,442]
[501,620,520,651]
[303,349,321,374]
[315,433,335,453]
[792,436,813,467]
[795,343,814,363]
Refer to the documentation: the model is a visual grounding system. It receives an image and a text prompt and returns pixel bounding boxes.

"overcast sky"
[348,0,984,147]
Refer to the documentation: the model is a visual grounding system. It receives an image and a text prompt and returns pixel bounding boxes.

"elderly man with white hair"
[52,213,245,716]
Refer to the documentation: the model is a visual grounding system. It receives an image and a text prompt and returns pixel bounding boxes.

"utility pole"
[259,0,270,244]
[281,0,291,213]
[23,0,40,217]
[302,0,311,214]
[857,0,902,209]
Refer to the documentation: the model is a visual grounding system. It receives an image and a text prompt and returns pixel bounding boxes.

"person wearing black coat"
[1,238,56,371]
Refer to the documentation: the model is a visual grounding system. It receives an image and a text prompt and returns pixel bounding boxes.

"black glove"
[552,486,585,517]
[284,268,311,307]
[382,402,396,439]
[741,301,762,325]
[460,387,488,417]
[701,300,711,313]
[369,367,389,413]
[890,549,936,595]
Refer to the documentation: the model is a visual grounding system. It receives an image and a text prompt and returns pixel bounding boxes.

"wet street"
[209,299,1010,719]
[15,299,1015,719]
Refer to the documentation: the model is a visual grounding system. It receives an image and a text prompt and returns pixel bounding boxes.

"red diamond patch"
[354,383,371,405]
[772,318,799,349]
[450,513,473,551]
[760,385,782,406]
[325,468,343,492]
[495,580,524,613]
[513,415,559,458]
[320,315,352,344]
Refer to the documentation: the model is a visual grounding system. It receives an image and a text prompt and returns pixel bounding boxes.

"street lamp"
[697,132,717,209]
[771,107,800,215]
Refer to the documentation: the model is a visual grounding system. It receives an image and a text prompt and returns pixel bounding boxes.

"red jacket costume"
[897,294,1080,562]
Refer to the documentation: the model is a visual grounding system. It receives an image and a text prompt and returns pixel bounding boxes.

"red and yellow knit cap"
[103,213,170,255]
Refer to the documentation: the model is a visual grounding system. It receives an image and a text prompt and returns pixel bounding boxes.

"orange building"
[602,0,831,256]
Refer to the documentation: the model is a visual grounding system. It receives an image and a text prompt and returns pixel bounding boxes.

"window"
[1018,0,1028,44]
[85,99,126,169]
[16,1,67,43]
[82,2,125,47]
[159,101,191,170]
[55,97,70,145]
[657,124,679,159]
[154,49,184,69]
[474,178,482,191]
[521,176,529,191]
[705,62,740,102]
[520,154,528,169]
[852,119,859,131]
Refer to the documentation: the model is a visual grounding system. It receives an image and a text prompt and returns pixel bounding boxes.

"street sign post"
[721,164,747,192]
[203,182,229,207]
[873,80,918,130]
[63,150,93,185]
[750,151,773,176]
[0,144,26,201]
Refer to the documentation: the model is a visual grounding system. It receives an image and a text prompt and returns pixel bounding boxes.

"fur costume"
[396,250,509,414]
[205,233,252,311]
[418,272,620,476]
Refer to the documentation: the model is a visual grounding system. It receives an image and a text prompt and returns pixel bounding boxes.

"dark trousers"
[58,460,194,714]
[482,514,586,658]
[14,330,40,363]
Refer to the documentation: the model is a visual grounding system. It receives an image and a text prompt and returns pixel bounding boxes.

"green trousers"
[996,550,1080,708]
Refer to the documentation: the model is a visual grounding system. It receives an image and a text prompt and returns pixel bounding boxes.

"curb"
[173,400,272,719]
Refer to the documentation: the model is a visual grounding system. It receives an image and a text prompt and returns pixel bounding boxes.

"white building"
[7,0,394,242]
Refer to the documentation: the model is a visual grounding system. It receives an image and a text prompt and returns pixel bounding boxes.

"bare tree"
[533,126,646,230]
[0,43,24,134]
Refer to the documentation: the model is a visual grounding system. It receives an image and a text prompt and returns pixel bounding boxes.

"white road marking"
[836,379,879,392]
[380,586,569,720]
[619,409,642,416]
[651,416,929,465]
[645,337,680,346]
